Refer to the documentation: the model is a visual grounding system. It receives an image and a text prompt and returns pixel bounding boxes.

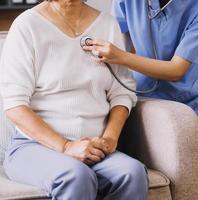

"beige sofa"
[0,32,198,200]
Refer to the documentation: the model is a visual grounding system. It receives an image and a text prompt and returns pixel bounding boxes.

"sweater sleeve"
[106,19,137,113]
[0,18,35,110]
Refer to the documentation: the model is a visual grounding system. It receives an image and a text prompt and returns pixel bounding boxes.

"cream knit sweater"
[0,9,137,140]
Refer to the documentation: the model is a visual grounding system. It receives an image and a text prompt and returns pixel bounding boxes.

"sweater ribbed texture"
[0,9,137,140]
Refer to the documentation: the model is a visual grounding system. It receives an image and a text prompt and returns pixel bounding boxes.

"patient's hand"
[92,136,118,155]
[64,139,105,165]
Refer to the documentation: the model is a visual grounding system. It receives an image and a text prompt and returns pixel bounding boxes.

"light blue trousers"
[3,131,148,200]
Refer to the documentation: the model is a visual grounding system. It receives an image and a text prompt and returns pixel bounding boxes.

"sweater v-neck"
[29,8,104,40]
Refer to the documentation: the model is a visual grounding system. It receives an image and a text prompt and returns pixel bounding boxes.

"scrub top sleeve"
[175,16,198,65]
[111,0,129,33]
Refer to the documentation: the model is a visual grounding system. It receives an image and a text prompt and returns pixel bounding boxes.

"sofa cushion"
[0,164,170,200]
[148,169,170,188]
[147,171,171,200]
[0,165,49,200]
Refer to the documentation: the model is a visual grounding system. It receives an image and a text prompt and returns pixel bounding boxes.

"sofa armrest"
[120,99,198,200]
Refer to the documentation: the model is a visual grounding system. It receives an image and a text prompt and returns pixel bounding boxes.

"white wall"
[86,0,112,12]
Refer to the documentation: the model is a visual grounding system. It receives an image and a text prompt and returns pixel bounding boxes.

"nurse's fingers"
[88,39,107,46]
[92,50,100,57]
[83,45,109,57]
[83,45,98,52]
[94,57,109,64]
[83,40,111,52]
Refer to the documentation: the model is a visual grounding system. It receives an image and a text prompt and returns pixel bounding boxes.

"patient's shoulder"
[101,12,118,24]
[10,9,37,33]
[99,12,121,31]
[14,9,35,24]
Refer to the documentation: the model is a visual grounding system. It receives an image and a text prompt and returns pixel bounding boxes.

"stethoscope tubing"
[105,62,159,94]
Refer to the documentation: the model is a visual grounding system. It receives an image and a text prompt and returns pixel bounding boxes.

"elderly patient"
[0,0,148,199]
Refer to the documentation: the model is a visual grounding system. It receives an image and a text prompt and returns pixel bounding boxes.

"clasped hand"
[64,136,118,165]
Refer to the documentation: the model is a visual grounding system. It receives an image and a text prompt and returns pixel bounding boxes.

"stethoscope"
[80,0,173,94]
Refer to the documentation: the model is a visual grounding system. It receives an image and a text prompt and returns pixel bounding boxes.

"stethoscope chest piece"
[80,36,93,48]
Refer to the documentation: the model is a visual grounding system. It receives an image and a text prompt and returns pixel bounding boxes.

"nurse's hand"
[83,39,125,65]
[64,138,105,165]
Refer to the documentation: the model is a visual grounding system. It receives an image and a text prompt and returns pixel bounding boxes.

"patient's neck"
[53,0,84,19]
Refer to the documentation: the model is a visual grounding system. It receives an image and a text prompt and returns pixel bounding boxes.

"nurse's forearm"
[122,52,191,81]
[84,39,190,80]
[6,106,68,153]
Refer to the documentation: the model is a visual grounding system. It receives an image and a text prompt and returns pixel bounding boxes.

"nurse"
[84,0,198,114]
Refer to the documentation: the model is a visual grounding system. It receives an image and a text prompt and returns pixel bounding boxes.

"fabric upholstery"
[121,99,198,200]
[0,166,49,200]
[148,187,172,200]
[147,170,172,200]
[148,169,170,188]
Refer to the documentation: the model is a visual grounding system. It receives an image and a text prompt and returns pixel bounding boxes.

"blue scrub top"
[111,0,198,114]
